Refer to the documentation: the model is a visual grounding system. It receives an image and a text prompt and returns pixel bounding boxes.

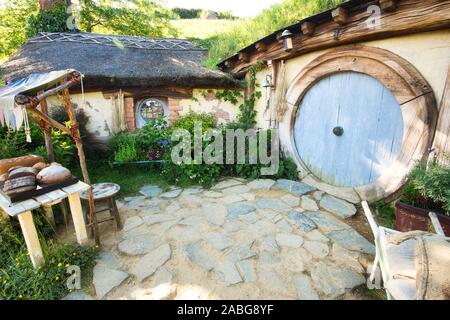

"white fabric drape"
[0,69,77,130]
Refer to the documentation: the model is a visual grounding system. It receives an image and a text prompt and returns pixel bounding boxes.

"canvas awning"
[0,69,80,130]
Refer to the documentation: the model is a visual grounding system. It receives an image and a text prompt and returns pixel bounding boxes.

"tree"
[0,0,38,61]
[38,0,66,11]
[79,0,178,37]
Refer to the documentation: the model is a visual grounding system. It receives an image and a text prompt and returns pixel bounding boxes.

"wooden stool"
[80,183,122,231]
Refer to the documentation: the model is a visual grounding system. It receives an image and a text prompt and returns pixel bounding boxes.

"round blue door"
[293,71,404,188]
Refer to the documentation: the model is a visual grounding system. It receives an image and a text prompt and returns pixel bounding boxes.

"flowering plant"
[400,163,450,215]
[146,139,171,161]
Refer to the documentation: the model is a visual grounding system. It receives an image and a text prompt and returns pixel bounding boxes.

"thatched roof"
[1,32,238,89]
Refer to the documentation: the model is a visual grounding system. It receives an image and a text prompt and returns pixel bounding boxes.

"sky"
[163,0,282,17]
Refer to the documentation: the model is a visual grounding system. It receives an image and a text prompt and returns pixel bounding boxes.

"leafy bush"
[172,7,202,19]
[26,4,69,38]
[401,163,450,214]
[0,216,98,300]
[162,160,221,188]
[172,111,217,136]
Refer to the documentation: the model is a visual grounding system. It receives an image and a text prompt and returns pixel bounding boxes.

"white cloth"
[0,69,78,130]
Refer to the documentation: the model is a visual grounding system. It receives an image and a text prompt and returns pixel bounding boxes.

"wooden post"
[43,206,56,230]
[39,98,55,163]
[432,66,450,166]
[61,87,100,245]
[67,192,89,245]
[18,211,44,268]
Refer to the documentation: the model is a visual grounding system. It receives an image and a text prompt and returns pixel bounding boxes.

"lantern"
[280,29,294,51]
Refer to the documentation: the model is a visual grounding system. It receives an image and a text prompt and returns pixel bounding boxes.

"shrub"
[162,160,221,188]
[401,163,450,213]
[172,111,217,136]
[0,216,98,300]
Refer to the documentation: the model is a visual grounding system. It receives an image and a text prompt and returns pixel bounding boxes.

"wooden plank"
[18,211,44,268]
[226,0,450,75]
[67,192,89,246]
[0,193,41,217]
[39,98,55,163]
[43,206,56,230]
[61,181,90,195]
[429,212,445,236]
[33,189,67,206]
[432,66,450,166]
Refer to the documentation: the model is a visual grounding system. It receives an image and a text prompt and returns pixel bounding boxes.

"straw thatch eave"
[1,33,239,89]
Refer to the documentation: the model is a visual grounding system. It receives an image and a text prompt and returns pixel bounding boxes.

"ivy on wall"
[215,61,265,130]
[27,3,70,38]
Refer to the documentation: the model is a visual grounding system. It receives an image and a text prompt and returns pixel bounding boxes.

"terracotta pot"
[395,201,450,236]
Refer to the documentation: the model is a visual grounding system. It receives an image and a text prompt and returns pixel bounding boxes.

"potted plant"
[395,163,450,236]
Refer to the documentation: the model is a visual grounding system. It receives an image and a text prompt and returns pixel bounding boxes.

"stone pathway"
[88,178,375,300]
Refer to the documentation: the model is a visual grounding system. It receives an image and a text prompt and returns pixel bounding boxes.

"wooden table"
[0,181,91,268]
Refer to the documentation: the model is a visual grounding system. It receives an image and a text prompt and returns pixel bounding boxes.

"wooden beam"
[238,52,250,63]
[380,0,398,12]
[301,21,315,36]
[18,211,44,268]
[331,7,349,25]
[225,0,450,75]
[255,42,267,52]
[432,66,450,166]
[67,192,89,246]
[39,97,55,163]
[61,87,100,245]
[15,77,80,107]
[27,107,70,135]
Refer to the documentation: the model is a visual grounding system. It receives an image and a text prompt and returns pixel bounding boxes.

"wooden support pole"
[39,98,55,163]
[67,192,89,245]
[27,107,71,135]
[432,66,450,166]
[15,74,81,107]
[61,87,100,245]
[43,206,56,230]
[18,211,44,268]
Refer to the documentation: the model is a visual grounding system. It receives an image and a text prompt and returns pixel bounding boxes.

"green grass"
[199,0,346,68]
[79,162,173,198]
[371,201,396,229]
[172,19,242,39]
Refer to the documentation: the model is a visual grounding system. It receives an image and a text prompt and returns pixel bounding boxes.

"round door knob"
[333,126,344,137]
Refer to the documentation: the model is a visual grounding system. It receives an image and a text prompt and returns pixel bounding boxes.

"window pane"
[140,99,166,120]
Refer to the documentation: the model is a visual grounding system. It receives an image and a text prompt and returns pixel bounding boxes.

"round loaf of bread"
[33,162,49,171]
[36,165,72,185]
[3,176,36,192]
[8,167,38,179]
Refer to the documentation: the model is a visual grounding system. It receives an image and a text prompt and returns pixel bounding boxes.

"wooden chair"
[361,201,450,300]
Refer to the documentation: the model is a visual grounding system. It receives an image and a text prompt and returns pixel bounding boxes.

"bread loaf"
[3,176,36,192]
[0,155,44,175]
[8,167,38,179]
[4,185,37,196]
[33,162,48,171]
[0,173,8,182]
[36,165,72,185]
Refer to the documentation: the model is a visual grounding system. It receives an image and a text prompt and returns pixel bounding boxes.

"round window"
[135,98,168,128]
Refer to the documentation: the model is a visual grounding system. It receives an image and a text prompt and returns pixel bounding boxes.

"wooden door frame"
[280,45,437,203]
